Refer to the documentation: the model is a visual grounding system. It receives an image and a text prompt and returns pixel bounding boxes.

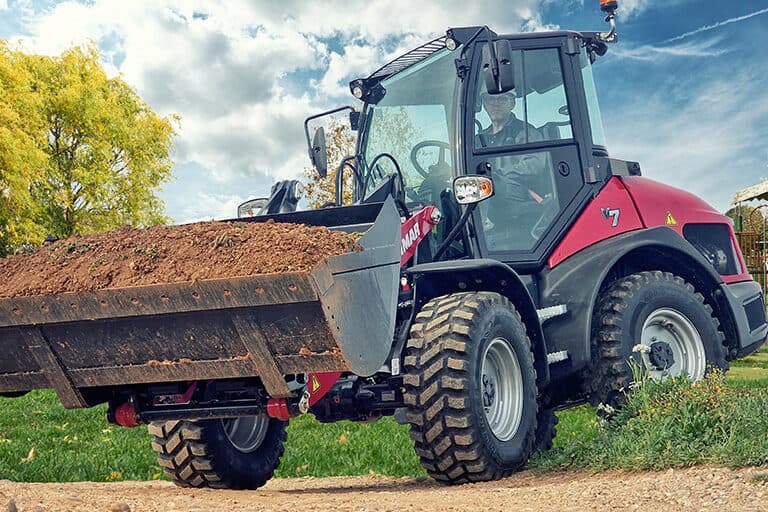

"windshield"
[359,49,458,204]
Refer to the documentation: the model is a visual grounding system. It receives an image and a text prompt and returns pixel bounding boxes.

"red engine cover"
[549,176,750,283]
[622,177,750,283]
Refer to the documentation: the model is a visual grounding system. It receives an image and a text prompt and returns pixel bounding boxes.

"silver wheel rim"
[481,338,524,441]
[640,308,706,381]
[221,416,270,453]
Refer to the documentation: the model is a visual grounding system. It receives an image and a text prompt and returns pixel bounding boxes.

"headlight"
[453,176,494,205]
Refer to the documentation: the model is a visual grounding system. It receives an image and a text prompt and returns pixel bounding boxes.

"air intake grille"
[744,295,766,333]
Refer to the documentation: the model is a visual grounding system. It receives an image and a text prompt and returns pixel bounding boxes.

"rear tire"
[403,292,538,484]
[589,271,727,409]
[149,416,286,489]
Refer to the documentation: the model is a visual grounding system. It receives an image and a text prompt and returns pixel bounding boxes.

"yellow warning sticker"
[665,211,678,226]
[311,375,321,393]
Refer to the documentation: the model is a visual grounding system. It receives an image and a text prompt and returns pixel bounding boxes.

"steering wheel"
[410,140,451,178]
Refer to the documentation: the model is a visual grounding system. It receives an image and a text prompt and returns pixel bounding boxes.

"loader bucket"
[0,198,401,407]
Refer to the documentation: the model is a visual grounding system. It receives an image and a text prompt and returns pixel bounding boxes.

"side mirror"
[310,126,328,178]
[482,40,515,95]
[453,175,494,205]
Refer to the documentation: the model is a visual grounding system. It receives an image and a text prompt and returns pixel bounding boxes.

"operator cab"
[308,26,613,270]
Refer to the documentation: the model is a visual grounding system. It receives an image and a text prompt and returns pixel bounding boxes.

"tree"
[725,205,765,233]
[0,41,47,255]
[0,42,178,256]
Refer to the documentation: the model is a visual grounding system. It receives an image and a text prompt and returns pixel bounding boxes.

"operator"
[476,90,550,205]
[476,89,555,243]
[477,90,542,149]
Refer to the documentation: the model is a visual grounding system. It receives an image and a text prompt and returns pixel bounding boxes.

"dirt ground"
[1,466,767,512]
[0,221,358,299]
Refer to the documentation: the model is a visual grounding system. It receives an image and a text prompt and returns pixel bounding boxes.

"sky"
[1,0,767,222]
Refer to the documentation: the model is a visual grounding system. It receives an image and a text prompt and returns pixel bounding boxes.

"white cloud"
[4,0,542,219]
[613,36,729,61]
[174,192,247,223]
[618,0,652,19]
[662,7,768,44]
[314,44,382,99]
[0,0,7,11]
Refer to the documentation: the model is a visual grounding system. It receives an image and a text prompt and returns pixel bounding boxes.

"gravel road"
[1,466,767,512]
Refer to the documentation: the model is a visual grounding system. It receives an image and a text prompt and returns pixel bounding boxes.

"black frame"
[461,33,605,272]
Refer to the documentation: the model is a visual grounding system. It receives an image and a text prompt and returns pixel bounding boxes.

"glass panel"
[580,47,607,147]
[475,48,572,149]
[479,151,561,252]
[359,48,464,259]
[361,49,456,204]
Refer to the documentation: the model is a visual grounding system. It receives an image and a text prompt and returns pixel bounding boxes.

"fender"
[538,226,727,377]
[407,259,549,387]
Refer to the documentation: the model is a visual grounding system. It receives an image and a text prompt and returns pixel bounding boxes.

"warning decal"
[665,212,678,226]
[311,374,321,393]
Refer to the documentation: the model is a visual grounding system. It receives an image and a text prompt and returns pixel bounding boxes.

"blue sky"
[1,0,767,221]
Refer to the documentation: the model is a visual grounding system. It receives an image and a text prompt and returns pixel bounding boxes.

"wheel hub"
[221,415,270,453]
[649,341,675,370]
[480,338,524,442]
[640,308,707,381]
[482,374,497,408]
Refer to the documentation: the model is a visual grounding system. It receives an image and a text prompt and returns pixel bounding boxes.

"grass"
[0,345,766,482]
[531,344,768,472]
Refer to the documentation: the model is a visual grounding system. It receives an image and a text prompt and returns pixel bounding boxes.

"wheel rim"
[481,338,524,441]
[640,308,706,380]
[221,416,270,453]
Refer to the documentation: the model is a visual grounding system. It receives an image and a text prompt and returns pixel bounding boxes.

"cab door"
[465,38,594,271]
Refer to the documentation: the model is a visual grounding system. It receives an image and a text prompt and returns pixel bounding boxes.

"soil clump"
[0,221,357,299]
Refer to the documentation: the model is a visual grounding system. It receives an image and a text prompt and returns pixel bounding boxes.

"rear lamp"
[453,176,494,205]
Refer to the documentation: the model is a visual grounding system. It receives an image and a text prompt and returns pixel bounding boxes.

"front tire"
[403,292,538,484]
[589,271,727,409]
[149,416,287,489]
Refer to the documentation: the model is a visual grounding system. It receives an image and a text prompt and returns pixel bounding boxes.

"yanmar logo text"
[401,222,421,256]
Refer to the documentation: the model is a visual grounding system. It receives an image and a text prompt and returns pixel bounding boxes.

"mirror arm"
[433,202,477,262]
[484,26,499,83]
[335,156,358,206]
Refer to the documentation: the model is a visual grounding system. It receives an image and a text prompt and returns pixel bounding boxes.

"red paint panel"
[549,177,642,268]
[621,176,724,233]
[307,371,343,407]
[623,177,752,281]
[400,206,440,266]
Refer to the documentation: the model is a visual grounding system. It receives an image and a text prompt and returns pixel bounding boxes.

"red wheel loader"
[0,2,764,488]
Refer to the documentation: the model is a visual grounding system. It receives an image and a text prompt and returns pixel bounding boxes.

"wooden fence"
[735,231,766,291]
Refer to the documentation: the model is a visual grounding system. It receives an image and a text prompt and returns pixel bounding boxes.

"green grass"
[532,347,768,472]
[1,344,766,482]
[275,415,423,478]
[0,391,159,482]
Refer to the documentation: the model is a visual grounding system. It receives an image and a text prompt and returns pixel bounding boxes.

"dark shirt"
[476,116,542,149]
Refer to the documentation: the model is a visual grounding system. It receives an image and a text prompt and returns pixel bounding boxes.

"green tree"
[726,205,765,233]
[0,42,178,255]
[0,41,47,255]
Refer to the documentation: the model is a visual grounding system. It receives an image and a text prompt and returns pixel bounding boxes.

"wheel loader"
[0,2,765,489]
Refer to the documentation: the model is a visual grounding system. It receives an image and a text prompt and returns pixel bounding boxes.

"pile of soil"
[0,221,359,299]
